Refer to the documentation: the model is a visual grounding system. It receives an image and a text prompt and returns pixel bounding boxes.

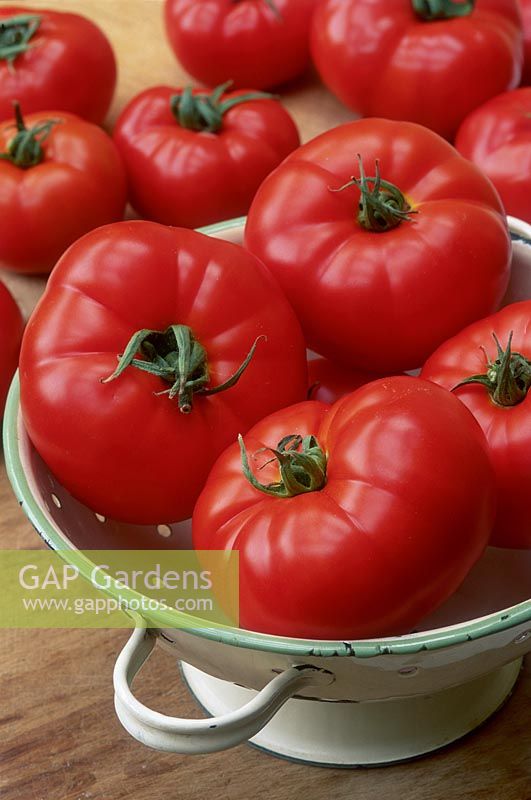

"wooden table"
[0,2,529,798]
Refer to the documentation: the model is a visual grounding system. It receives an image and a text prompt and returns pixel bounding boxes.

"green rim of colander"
[3,217,531,659]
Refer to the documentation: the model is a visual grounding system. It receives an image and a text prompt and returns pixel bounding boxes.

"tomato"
[245,118,511,373]
[455,88,531,225]
[0,105,127,274]
[0,281,24,416]
[311,0,523,140]
[422,301,531,549]
[20,221,307,525]
[164,0,318,90]
[193,377,495,639]
[521,0,531,84]
[0,7,116,124]
[307,356,387,404]
[113,83,300,229]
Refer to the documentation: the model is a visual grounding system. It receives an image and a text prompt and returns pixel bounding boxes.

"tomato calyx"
[331,155,417,233]
[0,102,59,169]
[102,324,265,414]
[411,0,475,20]
[453,332,531,407]
[239,433,327,497]
[0,14,40,69]
[170,81,277,134]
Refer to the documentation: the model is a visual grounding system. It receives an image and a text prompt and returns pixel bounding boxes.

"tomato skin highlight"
[0,282,24,416]
[455,88,531,225]
[19,221,308,525]
[0,6,116,124]
[311,0,523,140]
[422,301,531,549]
[0,110,127,274]
[113,85,300,229]
[193,377,496,640]
[245,118,511,373]
[164,0,318,90]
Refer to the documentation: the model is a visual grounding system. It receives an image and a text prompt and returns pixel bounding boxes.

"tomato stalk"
[102,324,265,414]
[239,433,327,497]
[0,14,40,68]
[170,81,276,133]
[332,154,417,232]
[0,102,58,169]
[412,0,475,20]
[453,332,531,407]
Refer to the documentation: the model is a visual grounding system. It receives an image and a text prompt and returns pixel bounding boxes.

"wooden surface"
[0,2,529,798]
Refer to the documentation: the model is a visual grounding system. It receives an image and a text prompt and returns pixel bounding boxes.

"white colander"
[4,218,531,767]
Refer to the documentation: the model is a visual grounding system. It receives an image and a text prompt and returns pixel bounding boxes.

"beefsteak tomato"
[311,0,523,140]
[422,300,531,549]
[0,281,23,416]
[455,88,531,224]
[164,0,318,90]
[193,377,496,639]
[0,7,116,124]
[113,83,300,228]
[245,118,511,372]
[20,221,307,525]
[0,104,127,273]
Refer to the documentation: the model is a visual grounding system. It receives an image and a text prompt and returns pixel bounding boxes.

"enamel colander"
[4,218,531,767]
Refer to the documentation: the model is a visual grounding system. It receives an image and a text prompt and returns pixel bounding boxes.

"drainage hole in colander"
[51,493,62,509]
[95,513,106,522]
[157,524,172,538]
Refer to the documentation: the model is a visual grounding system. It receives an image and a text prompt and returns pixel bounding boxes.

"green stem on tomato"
[411,0,475,20]
[0,102,59,169]
[453,332,531,407]
[331,154,417,232]
[239,433,327,497]
[102,324,265,414]
[170,81,277,133]
[0,14,41,68]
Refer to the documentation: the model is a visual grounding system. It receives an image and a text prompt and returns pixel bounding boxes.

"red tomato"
[455,88,531,224]
[164,0,318,90]
[0,7,116,124]
[422,301,531,549]
[307,356,387,404]
[0,105,127,273]
[0,281,24,416]
[20,221,308,524]
[245,118,511,373]
[193,377,495,639]
[521,0,531,84]
[311,0,523,140]
[113,84,300,228]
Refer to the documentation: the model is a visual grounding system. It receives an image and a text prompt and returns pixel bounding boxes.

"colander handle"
[113,626,334,754]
